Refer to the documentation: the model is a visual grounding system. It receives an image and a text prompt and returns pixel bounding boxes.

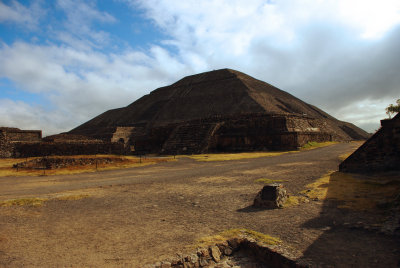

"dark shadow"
[296,171,400,267]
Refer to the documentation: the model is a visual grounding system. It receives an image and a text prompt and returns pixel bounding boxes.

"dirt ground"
[0,142,399,267]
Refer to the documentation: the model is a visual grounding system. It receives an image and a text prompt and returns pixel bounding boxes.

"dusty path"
[0,143,399,267]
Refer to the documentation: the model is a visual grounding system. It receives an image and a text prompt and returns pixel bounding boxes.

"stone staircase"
[162,123,220,154]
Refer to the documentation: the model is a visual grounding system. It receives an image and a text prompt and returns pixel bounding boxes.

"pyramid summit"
[70,69,369,154]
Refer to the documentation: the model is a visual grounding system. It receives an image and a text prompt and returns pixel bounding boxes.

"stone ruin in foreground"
[340,112,400,173]
[1,69,370,157]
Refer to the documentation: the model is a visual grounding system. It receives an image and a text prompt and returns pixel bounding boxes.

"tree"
[386,99,400,118]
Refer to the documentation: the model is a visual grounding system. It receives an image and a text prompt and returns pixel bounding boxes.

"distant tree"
[386,99,400,118]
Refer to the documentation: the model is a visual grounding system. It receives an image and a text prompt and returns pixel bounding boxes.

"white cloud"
[0,41,187,135]
[0,99,71,136]
[0,0,44,29]
[55,0,117,49]
[1,0,399,135]
[131,0,400,132]
[337,0,400,39]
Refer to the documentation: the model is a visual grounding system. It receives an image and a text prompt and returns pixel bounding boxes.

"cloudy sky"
[0,0,399,136]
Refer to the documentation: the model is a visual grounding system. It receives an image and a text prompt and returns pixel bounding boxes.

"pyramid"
[70,69,369,154]
[340,113,400,173]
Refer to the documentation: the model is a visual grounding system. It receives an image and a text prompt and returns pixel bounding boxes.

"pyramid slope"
[70,69,369,141]
[340,113,400,172]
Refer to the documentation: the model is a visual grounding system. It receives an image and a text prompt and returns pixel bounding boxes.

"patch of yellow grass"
[338,152,352,161]
[196,176,237,183]
[186,151,296,162]
[301,141,338,150]
[300,171,400,210]
[300,172,332,200]
[185,142,338,162]
[254,178,284,184]
[0,193,91,207]
[54,194,90,201]
[197,228,281,247]
[283,195,309,208]
[0,198,47,207]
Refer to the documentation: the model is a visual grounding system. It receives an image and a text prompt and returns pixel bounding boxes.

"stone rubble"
[144,237,307,268]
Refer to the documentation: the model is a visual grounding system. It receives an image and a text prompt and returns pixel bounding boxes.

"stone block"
[253,183,288,209]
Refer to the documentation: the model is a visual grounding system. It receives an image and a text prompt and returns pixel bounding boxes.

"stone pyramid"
[70,69,369,154]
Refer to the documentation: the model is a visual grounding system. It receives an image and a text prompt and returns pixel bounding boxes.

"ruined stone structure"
[70,69,369,154]
[0,127,42,157]
[340,113,400,173]
[0,128,125,158]
[146,235,306,267]
[0,127,42,142]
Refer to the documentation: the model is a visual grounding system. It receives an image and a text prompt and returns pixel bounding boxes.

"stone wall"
[0,128,42,157]
[339,113,400,173]
[296,132,332,147]
[0,128,130,158]
[0,128,42,142]
[0,131,13,157]
[136,113,345,154]
[110,127,135,145]
[12,141,125,158]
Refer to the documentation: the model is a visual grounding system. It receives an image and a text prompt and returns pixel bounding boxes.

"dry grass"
[0,197,47,207]
[283,195,309,208]
[254,178,284,184]
[197,228,281,247]
[185,141,337,162]
[0,193,90,207]
[338,152,352,161]
[185,151,296,162]
[0,155,172,177]
[300,171,332,200]
[301,141,338,150]
[54,194,90,201]
[300,171,400,210]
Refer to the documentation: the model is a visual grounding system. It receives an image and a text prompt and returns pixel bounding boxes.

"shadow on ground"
[297,171,400,267]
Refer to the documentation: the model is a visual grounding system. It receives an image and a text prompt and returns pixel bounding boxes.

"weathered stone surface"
[253,183,288,209]
[0,127,41,158]
[149,236,307,268]
[210,245,222,262]
[216,241,228,252]
[197,248,209,258]
[198,257,209,267]
[224,247,233,256]
[188,254,198,264]
[340,113,400,173]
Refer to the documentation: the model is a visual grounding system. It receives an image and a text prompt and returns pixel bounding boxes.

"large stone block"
[253,184,288,209]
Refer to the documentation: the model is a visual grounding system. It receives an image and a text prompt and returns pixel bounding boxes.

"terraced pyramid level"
[70,69,370,154]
